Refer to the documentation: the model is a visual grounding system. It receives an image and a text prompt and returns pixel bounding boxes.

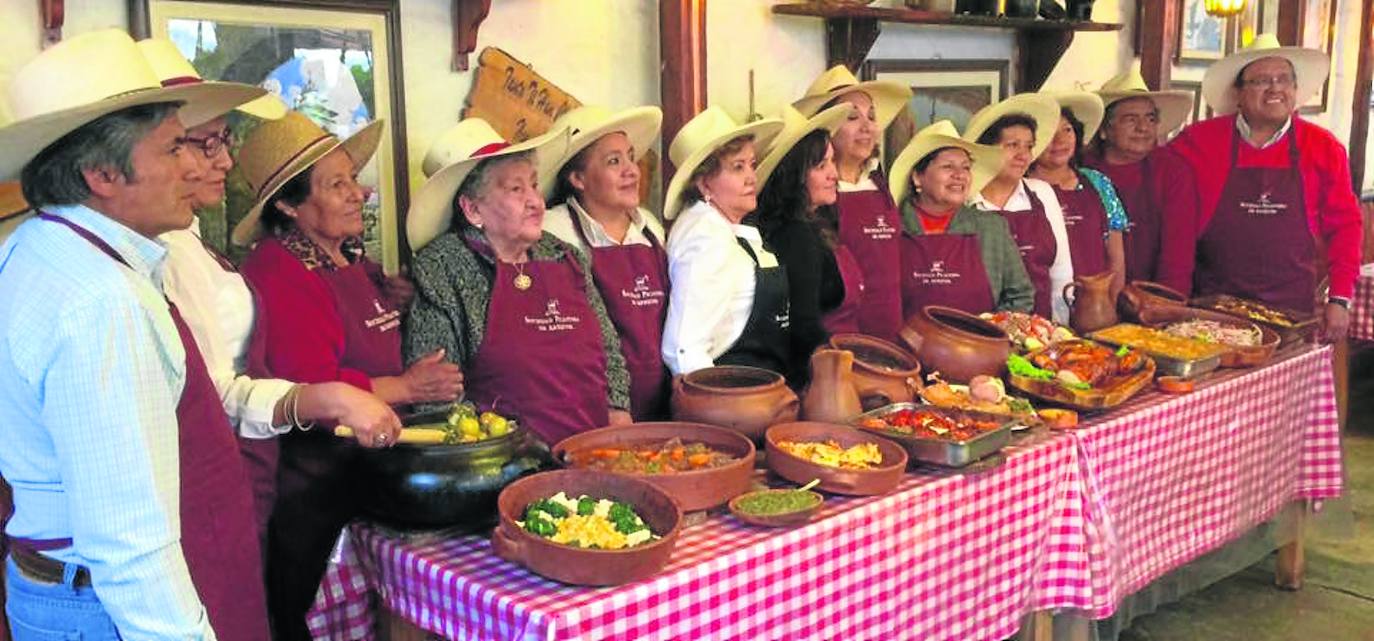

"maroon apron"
[899,223,997,315]
[836,171,904,341]
[1193,130,1316,312]
[268,252,402,641]
[1087,154,1158,283]
[36,213,269,641]
[821,244,865,334]
[464,246,611,445]
[1053,174,1111,278]
[571,220,670,421]
[995,183,1059,318]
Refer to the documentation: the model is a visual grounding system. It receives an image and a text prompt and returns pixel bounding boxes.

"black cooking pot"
[356,411,549,530]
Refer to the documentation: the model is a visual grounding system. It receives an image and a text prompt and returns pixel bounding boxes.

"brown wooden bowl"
[1007,340,1157,410]
[728,489,824,528]
[550,422,756,512]
[491,470,682,586]
[1137,306,1281,368]
[1119,280,1189,322]
[764,422,907,496]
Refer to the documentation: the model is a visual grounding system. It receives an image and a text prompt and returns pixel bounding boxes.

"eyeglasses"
[1242,74,1296,89]
[182,128,234,159]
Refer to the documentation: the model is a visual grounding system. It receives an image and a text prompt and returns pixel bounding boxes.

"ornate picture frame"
[862,59,1010,171]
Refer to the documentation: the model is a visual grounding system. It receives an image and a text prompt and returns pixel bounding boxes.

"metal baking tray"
[1088,330,1223,379]
[852,403,1013,468]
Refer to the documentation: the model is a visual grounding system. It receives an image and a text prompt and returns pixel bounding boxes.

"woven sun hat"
[137,38,287,121]
[407,118,570,251]
[231,111,384,246]
[1202,33,1330,116]
[0,28,264,181]
[888,119,1004,206]
[792,64,912,131]
[538,105,662,201]
[756,103,855,189]
[1096,67,1195,135]
[661,106,783,220]
[1041,90,1106,145]
[962,93,1063,161]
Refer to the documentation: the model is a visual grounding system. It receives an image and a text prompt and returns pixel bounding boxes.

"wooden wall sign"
[462,47,581,143]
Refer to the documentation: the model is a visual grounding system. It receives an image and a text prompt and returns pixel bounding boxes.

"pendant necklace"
[513,260,532,291]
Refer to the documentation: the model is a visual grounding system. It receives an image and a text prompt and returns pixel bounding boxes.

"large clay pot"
[671,366,800,442]
[899,306,1011,383]
[827,333,923,410]
[1063,270,1120,334]
[802,349,863,424]
[1119,280,1188,322]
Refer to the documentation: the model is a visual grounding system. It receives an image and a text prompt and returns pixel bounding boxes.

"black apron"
[717,236,792,377]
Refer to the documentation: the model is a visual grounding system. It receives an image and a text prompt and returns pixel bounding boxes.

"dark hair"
[820,93,881,165]
[261,166,315,236]
[681,135,754,205]
[1031,106,1086,170]
[756,129,838,245]
[1234,58,1296,89]
[913,145,966,176]
[1095,97,1158,153]
[975,113,1038,146]
[450,151,534,232]
[21,102,181,208]
[548,144,593,207]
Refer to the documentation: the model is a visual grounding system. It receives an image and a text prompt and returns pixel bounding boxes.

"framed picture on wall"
[131,0,410,272]
[861,59,1010,171]
[1169,79,1210,126]
[1298,0,1338,113]
[1177,0,1232,62]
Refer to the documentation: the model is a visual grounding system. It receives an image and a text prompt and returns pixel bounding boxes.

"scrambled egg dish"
[517,492,656,549]
[777,440,883,470]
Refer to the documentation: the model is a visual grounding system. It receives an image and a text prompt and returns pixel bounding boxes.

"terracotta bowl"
[1119,280,1188,322]
[728,489,824,528]
[899,306,1011,383]
[764,422,907,496]
[828,333,924,410]
[1137,305,1281,368]
[550,422,756,512]
[492,470,682,586]
[671,366,800,442]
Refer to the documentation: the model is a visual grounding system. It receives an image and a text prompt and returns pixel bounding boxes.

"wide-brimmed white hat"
[888,120,1004,206]
[0,29,264,181]
[963,93,1062,161]
[792,65,912,131]
[138,38,287,121]
[1042,90,1105,146]
[1202,33,1330,115]
[662,106,783,220]
[231,111,384,246]
[539,105,662,201]
[757,104,855,189]
[1096,68,1194,136]
[407,118,570,251]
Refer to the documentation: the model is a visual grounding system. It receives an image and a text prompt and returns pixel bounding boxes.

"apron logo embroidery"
[862,215,897,240]
[524,298,583,332]
[912,260,963,285]
[621,273,666,308]
[364,300,401,332]
[1239,191,1287,216]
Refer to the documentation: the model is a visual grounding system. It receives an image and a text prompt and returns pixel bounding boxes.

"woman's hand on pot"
[404,349,465,403]
[330,384,402,447]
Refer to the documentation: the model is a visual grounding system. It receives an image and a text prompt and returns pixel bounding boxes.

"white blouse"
[543,197,666,253]
[971,177,1075,324]
[662,200,779,375]
[161,219,295,438]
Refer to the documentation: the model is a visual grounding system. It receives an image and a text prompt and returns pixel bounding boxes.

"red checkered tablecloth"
[1033,344,1341,618]
[1351,271,1374,342]
[308,433,1081,641]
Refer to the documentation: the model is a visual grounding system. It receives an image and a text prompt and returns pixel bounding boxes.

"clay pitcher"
[802,349,863,424]
[1118,280,1188,322]
[1063,270,1119,333]
[898,306,1010,383]
[827,333,923,410]
[670,366,800,442]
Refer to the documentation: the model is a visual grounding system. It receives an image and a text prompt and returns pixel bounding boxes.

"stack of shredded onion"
[1163,319,1263,347]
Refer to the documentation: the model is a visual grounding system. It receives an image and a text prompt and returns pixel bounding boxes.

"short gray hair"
[451,150,534,230]
[21,102,181,208]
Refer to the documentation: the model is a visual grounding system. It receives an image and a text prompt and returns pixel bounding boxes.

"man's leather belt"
[11,544,91,587]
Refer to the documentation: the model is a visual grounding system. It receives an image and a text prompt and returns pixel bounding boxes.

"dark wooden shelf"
[773,2,1124,91]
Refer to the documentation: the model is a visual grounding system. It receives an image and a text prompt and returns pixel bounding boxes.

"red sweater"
[240,237,376,391]
[1168,114,1364,299]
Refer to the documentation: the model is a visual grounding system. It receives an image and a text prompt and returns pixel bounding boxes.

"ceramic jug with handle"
[1063,270,1119,334]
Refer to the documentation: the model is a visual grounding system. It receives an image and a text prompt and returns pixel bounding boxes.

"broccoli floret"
[522,514,556,537]
[525,499,569,520]
[607,502,635,523]
[577,497,597,516]
[607,502,646,534]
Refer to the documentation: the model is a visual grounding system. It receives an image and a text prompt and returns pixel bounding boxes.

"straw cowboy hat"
[1096,68,1194,135]
[231,111,384,246]
[888,119,1004,206]
[137,38,287,121]
[539,105,662,201]
[792,65,912,131]
[756,103,855,189]
[0,29,264,181]
[1041,90,1105,145]
[1202,33,1330,115]
[963,93,1063,160]
[661,106,783,220]
[407,118,570,251]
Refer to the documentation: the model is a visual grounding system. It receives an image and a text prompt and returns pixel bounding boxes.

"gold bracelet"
[288,384,315,432]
